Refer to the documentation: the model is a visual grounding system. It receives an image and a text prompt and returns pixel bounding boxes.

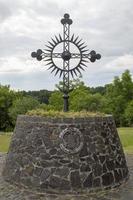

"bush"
[49,91,63,111]
[9,96,40,125]
[70,87,105,112]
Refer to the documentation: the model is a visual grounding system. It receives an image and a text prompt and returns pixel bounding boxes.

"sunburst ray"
[78,65,85,71]
[59,70,63,78]
[51,38,57,45]
[74,36,79,43]
[76,39,82,45]
[44,49,52,52]
[80,62,87,67]
[59,34,63,41]
[44,58,52,62]
[46,61,53,66]
[48,41,55,47]
[51,66,57,73]
[47,65,54,70]
[73,69,77,76]
[81,49,89,53]
[80,45,87,50]
[78,42,85,48]
[55,35,60,43]
[70,70,74,78]
[81,59,88,63]
[54,68,60,76]
[71,34,75,42]
[75,67,81,74]
[45,45,53,49]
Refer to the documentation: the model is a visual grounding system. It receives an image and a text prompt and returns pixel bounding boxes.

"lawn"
[118,127,133,153]
[0,128,133,153]
[0,133,12,152]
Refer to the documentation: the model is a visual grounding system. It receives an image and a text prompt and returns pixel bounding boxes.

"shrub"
[9,96,40,125]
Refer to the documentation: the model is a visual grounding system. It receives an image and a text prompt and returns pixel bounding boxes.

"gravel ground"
[0,153,133,200]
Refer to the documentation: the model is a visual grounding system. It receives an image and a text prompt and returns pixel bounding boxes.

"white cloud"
[0,0,133,90]
[0,55,48,73]
[105,55,133,72]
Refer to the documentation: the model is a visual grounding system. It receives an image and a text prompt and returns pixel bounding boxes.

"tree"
[90,86,106,95]
[104,94,127,126]
[21,89,51,104]
[121,70,133,101]
[85,93,106,112]
[104,70,133,126]
[0,85,17,130]
[69,85,90,111]
[49,91,63,111]
[9,96,40,126]
[125,100,133,126]
[55,77,88,92]
[69,85,105,112]
[50,78,89,111]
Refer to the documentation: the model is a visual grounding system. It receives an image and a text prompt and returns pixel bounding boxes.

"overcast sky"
[0,0,133,91]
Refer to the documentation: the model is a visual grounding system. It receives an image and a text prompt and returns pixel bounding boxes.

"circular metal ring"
[59,127,84,154]
[51,40,83,71]
[45,35,88,77]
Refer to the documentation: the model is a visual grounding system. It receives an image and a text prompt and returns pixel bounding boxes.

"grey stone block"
[70,170,81,188]
[83,172,93,188]
[40,169,51,182]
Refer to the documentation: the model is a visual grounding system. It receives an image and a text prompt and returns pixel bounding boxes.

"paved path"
[0,153,133,200]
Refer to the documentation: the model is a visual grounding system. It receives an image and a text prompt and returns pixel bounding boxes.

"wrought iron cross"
[31,13,101,112]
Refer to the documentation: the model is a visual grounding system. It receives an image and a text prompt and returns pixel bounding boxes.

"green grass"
[118,127,133,153]
[0,128,133,153]
[27,110,105,118]
[0,133,12,152]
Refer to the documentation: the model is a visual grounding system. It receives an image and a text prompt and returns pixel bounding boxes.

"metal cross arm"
[31,51,101,61]
[31,13,101,112]
[31,51,63,60]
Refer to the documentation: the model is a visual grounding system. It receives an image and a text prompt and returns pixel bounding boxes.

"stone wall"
[3,115,129,193]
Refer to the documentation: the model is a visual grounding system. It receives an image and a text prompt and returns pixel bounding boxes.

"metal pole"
[62,14,71,112]
[63,93,69,112]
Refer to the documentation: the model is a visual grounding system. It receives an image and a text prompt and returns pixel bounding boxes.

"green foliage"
[69,86,105,112]
[21,89,51,104]
[38,103,55,111]
[27,71,133,127]
[9,96,40,126]
[90,86,106,95]
[0,70,133,129]
[69,85,90,111]
[27,110,105,118]
[48,91,63,111]
[104,70,133,126]
[121,70,133,101]
[55,77,86,92]
[103,95,127,126]
[0,85,17,130]
[125,100,133,126]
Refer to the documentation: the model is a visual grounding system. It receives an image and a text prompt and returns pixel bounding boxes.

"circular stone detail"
[59,128,84,154]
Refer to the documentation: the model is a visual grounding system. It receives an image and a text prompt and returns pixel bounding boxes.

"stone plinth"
[3,115,129,193]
